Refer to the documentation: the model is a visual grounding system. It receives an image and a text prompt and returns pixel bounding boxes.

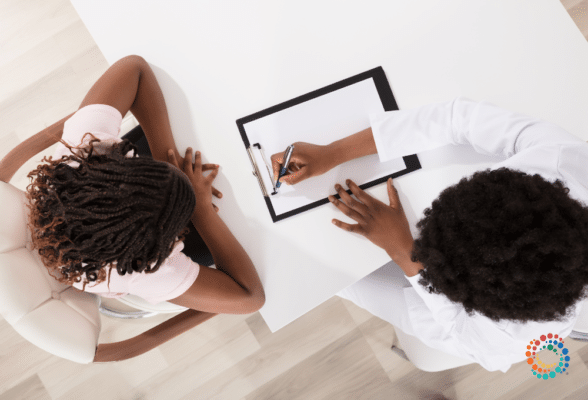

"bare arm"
[270,127,377,185]
[78,55,222,197]
[167,149,265,314]
[79,55,181,163]
[170,206,265,314]
[328,127,378,166]
[2,55,176,184]
[0,113,73,183]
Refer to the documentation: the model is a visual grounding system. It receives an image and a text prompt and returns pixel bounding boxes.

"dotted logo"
[526,333,570,380]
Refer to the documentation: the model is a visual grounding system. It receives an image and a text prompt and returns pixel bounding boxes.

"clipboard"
[236,67,421,223]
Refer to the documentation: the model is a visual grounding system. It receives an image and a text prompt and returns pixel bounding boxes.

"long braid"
[26,137,196,286]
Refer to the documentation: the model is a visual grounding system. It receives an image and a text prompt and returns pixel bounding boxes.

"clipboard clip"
[247,143,277,197]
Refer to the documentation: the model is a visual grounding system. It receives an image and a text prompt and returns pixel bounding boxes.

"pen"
[276,144,295,190]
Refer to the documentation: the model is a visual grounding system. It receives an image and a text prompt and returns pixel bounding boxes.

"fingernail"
[167,150,173,156]
[331,220,336,225]
[196,151,200,155]
[335,184,341,190]
[346,179,351,185]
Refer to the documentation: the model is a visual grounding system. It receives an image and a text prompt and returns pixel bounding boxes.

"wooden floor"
[2,1,588,399]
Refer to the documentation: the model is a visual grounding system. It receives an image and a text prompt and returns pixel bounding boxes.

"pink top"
[56,104,200,304]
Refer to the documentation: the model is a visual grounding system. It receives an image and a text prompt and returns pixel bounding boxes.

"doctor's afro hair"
[411,167,588,323]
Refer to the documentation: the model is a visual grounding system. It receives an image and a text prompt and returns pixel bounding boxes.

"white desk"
[71,0,588,332]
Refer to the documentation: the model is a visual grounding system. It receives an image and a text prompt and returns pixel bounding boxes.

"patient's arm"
[0,113,72,183]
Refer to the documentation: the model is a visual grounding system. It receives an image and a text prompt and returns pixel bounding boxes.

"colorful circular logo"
[526,333,570,380]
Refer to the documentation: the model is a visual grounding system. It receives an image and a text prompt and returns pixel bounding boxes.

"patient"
[271,98,588,372]
[7,55,265,315]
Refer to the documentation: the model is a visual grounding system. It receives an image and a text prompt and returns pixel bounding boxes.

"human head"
[412,168,588,323]
[26,137,196,287]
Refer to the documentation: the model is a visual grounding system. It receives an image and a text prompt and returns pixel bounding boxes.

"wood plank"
[123,321,260,400]
[0,374,51,400]
[245,329,395,400]
[186,297,357,399]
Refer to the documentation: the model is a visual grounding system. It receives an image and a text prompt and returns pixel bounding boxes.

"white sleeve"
[405,273,461,329]
[369,97,585,162]
[403,275,518,372]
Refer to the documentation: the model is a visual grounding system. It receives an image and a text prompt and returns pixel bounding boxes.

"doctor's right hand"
[271,142,337,185]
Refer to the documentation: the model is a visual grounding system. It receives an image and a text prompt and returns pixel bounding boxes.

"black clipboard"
[236,67,421,222]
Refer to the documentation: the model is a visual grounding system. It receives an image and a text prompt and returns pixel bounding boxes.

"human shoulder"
[54,104,124,161]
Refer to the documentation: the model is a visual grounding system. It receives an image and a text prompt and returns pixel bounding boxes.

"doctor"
[271,98,588,372]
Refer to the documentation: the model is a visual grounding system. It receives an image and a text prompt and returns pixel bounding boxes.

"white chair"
[0,117,215,363]
[99,294,187,319]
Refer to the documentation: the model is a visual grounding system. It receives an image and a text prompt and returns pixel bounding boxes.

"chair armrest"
[93,309,216,362]
[0,113,73,183]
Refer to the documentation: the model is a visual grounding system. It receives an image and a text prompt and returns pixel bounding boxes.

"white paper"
[244,78,406,218]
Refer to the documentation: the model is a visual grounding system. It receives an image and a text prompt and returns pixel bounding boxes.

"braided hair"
[26,135,196,287]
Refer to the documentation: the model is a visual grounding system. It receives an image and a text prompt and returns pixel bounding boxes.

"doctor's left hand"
[329,178,415,263]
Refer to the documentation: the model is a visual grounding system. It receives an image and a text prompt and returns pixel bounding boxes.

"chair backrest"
[0,181,102,363]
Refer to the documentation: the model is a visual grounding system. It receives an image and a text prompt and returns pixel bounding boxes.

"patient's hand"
[168,148,221,213]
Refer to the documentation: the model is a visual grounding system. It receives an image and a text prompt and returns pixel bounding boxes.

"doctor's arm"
[270,97,584,185]
[270,127,378,185]
[369,97,584,162]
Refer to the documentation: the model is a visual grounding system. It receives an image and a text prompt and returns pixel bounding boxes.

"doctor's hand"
[271,142,337,185]
[329,178,415,264]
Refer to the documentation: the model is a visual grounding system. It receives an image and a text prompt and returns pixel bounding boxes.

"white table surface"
[71,0,588,332]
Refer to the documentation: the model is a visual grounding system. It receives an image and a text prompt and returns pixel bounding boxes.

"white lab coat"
[366,97,588,372]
